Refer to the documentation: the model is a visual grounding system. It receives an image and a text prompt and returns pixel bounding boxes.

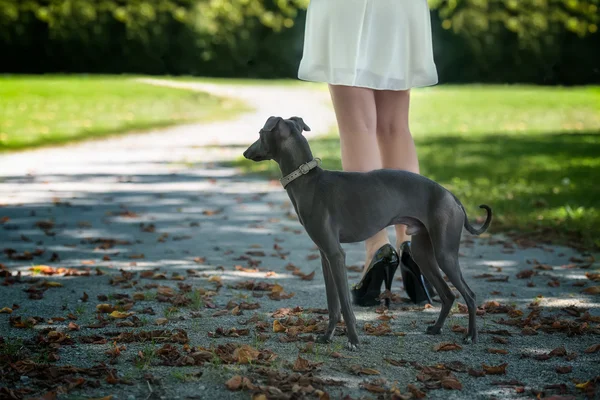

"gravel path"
[0,79,598,400]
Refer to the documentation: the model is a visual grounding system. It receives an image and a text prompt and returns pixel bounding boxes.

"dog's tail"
[449,192,492,235]
[463,204,492,235]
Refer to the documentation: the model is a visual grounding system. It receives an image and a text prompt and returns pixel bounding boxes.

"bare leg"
[328,84,389,274]
[373,89,420,248]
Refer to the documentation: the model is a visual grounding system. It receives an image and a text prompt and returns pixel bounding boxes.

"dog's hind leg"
[317,250,341,344]
[429,224,478,343]
[436,254,478,343]
[410,233,456,336]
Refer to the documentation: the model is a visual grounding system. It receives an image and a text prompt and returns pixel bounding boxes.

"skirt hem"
[297,71,439,91]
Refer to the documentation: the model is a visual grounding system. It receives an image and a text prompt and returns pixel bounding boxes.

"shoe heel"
[383,264,395,308]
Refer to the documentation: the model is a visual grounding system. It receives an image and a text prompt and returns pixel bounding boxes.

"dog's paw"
[425,325,442,335]
[346,341,359,351]
[463,334,477,344]
[316,334,332,344]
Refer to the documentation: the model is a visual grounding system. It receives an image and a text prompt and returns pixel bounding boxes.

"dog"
[243,116,492,350]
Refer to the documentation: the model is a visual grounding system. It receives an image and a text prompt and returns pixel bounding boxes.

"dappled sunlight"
[473,260,519,268]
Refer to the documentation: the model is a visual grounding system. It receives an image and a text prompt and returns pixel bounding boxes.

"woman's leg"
[374,89,420,249]
[328,84,389,274]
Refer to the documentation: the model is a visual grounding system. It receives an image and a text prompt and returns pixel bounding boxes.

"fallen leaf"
[492,336,509,344]
[555,366,572,374]
[576,381,592,390]
[482,363,508,375]
[225,375,243,391]
[273,320,286,333]
[585,272,600,282]
[468,369,486,377]
[109,311,133,319]
[434,342,463,352]
[350,365,381,375]
[0,307,13,314]
[516,270,535,279]
[584,344,600,353]
[451,325,467,334]
[364,322,392,336]
[233,345,259,364]
[542,348,564,360]
[293,355,323,372]
[157,286,175,297]
[155,318,168,325]
[301,270,316,281]
[441,377,463,390]
[582,286,600,294]
[43,281,63,287]
[96,304,115,313]
[68,322,80,331]
[407,384,426,398]
[360,382,387,393]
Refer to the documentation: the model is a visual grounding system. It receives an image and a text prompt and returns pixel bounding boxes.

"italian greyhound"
[243,116,492,350]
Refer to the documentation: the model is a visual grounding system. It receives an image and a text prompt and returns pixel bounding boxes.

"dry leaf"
[487,348,508,354]
[43,281,63,287]
[584,344,600,353]
[301,270,316,281]
[468,369,486,377]
[233,345,259,364]
[225,375,243,391]
[157,286,174,297]
[407,384,426,398]
[555,366,572,374]
[360,383,387,393]
[68,322,80,331]
[434,342,463,352]
[109,311,133,319]
[441,378,463,390]
[155,318,168,325]
[451,324,467,334]
[582,286,600,294]
[585,272,600,282]
[482,363,508,375]
[96,304,115,313]
[0,307,13,314]
[273,320,286,333]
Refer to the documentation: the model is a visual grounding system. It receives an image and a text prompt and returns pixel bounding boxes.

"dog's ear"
[289,116,311,132]
[262,116,282,132]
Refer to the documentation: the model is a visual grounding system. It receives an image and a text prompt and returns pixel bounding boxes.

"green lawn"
[0,75,251,151]
[233,85,600,251]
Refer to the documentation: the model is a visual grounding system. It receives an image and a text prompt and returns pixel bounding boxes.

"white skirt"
[298,0,439,91]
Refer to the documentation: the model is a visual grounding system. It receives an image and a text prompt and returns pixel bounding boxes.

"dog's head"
[243,116,311,162]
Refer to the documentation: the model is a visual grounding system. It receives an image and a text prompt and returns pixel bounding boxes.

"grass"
[231,85,600,250]
[0,74,251,151]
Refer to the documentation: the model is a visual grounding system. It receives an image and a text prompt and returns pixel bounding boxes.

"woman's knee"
[329,85,377,136]
[374,90,411,140]
[376,119,411,141]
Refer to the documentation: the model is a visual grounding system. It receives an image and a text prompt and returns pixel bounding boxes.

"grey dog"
[243,116,492,350]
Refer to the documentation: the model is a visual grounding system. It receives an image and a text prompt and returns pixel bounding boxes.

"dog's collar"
[280,158,321,188]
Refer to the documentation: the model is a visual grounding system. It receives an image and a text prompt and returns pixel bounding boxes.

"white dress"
[298,0,439,91]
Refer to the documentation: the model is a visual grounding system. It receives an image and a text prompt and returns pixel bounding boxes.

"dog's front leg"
[325,248,359,351]
[317,250,341,344]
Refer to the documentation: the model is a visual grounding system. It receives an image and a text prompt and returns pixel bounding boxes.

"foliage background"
[0,0,598,84]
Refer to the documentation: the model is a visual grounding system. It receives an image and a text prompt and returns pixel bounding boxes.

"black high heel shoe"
[351,244,399,307]
[399,241,436,305]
